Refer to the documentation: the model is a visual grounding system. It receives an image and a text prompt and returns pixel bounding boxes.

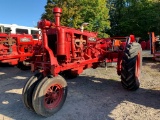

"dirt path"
[0,60,160,120]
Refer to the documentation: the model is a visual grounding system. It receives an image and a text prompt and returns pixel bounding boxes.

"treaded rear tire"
[121,42,142,91]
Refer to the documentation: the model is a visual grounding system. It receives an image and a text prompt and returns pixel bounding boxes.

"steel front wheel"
[22,73,43,110]
[32,75,68,117]
[121,42,142,91]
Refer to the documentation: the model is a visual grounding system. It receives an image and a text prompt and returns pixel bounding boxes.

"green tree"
[108,0,160,39]
[41,0,110,38]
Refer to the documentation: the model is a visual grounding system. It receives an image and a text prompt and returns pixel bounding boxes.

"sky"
[0,0,46,27]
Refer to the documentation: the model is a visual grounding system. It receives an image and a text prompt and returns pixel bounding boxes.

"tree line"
[41,0,160,39]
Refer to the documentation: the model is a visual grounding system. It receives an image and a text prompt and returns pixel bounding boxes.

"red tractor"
[149,32,160,61]
[22,7,142,117]
[0,28,41,69]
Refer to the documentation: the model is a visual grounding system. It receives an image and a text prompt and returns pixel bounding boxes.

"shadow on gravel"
[142,59,160,71]
[0,63,19,79]
[64,75,160,120]
[0,66,35,120]
[0,68,160,120]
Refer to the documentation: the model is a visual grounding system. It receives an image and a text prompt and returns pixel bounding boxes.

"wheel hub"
[44,84,63,109]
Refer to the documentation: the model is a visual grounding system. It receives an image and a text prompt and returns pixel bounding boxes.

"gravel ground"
[0,59,160,120]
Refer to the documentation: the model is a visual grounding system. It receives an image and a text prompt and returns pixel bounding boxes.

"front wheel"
[32,75,68,117]
[22,73,43,110]
[121,42,142,91]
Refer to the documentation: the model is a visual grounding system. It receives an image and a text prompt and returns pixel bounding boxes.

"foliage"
[108,0,160,39]
[41,0,160,39]
[41,0,110,38]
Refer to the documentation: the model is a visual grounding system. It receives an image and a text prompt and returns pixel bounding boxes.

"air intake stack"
[53,7,62,26]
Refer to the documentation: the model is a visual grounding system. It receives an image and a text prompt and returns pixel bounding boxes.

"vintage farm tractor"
[149,32,160,61]
[0,30,41,69]
[22,7,142,117]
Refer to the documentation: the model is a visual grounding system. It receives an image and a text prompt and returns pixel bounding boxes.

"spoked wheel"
[22,73,43,110]
[32,75,68,117]
[121,42,142,91]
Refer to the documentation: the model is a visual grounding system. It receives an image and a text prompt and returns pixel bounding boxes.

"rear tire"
[121,42,142,91]
[32,75,68,117]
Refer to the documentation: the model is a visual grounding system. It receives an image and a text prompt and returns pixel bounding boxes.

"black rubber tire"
[32,75,68,117]
[121,42,142,91]
[60,70,78,79]
[22,73,43,110]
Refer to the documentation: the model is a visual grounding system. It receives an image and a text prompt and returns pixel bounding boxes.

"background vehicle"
[0,23,40,39]
[0,23,41,69]
[149,32,160,61]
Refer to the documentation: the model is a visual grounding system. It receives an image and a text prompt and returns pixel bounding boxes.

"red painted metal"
[129,35,136,43]
[135,52,141,78]
[140,41,146,50]
[31,7,138,77]
[149,32,160,61]
[53,7,62,26]
[0,32,41,65]
[44,83,63,109]
[146,40,150,50]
